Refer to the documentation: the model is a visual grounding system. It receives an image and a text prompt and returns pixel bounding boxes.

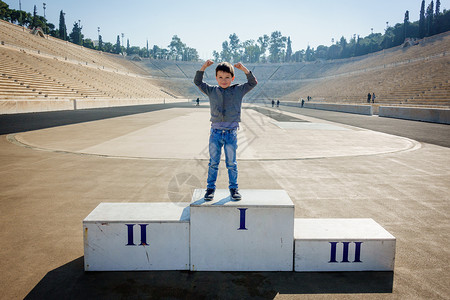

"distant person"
[367,93,371,103]
[272,99,275,107]
[301,99,305,107]
[194,60,257,201]
[372,93,376,103]
[276,100,280,107]
[196,98,200,106]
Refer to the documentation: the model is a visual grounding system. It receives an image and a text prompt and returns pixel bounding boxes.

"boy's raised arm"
[199,60,214,71]
[195,60,214,95]
[234,62,250,75]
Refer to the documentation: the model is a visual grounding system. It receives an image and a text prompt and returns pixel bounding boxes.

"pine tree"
[59,10,67,40]
[98,35,103,51]
[286,37,292,62]
[32,5,38,28]
[404,10,409,40]
[419,0,426,38]
[69,21,83,45]
[115,35,121,54]
[435,0,441,33]
[426,1,434,36]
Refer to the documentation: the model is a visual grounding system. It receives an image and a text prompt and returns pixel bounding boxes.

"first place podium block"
[190,189,294,271]
[83,202,190,271]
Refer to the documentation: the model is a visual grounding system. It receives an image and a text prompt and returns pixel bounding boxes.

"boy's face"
[216,70,234,89]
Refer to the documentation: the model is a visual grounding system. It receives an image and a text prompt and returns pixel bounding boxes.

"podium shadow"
[25,257,393,299]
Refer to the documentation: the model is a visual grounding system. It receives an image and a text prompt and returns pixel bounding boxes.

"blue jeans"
[206,128,238,190]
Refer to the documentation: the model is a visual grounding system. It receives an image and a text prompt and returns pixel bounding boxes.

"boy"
[194,60,257,201]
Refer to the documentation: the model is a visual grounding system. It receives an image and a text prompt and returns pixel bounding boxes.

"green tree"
[419,0,426,38]
[327,44,341,60]
[292,50,304,62]
[242,39,261,63]
[83,38,94,49]
[169,35,185,60]
[31,5,38,28]
[257,34,269,62]
[212,51,220,61]
[0,1,10,20]
[285,36,292,62]
[59,10,67,40]
[115,35,121,54]
[98,35,103,51]
[426,1,434,36]
[220,41,231,62]
[305,45,314,61]
[404,10,409,40]
[229,33,241,62]
[69,21,83,45]
[315,45,327,60]
[268,31,286,63]
[435,0,441,33]
[103,42,114,53]
[47,22,56,37]
[183,47,199,61]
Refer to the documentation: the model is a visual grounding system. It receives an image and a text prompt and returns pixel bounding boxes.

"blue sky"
[4,0,449,59]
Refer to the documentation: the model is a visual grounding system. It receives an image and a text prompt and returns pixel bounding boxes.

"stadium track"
[0,102,449,300]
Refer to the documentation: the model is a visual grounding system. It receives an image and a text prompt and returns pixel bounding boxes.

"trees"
[167,35,198,61]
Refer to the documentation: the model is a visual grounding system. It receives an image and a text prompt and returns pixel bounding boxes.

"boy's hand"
[234,62,250,74]
[200,60,214,71]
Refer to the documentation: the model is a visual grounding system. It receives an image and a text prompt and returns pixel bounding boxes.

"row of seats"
[0,46,173,100]
[0,20,148,76]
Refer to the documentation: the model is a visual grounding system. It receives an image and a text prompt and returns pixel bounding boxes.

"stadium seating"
[0,18,448,111]
[0,20,177,106]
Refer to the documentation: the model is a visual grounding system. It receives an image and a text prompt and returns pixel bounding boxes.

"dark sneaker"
[204,188,215,201]
[230,188,241,201]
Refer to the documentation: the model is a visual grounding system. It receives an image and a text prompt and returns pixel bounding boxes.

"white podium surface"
[190,189,294,271]
[294,218,396,272]
[83,202,190,271]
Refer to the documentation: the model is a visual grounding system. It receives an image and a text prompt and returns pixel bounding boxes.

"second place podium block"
[83,202,190,271]
[190,189,295,271]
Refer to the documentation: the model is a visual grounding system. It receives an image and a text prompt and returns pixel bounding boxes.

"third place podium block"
[294,218,396,272]
[190,189,294,271]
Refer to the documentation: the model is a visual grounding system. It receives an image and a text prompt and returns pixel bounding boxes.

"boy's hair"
[215,62,234,77]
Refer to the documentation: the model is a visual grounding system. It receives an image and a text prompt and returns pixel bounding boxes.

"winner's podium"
[190,189,294,271]
[83,189,396,273]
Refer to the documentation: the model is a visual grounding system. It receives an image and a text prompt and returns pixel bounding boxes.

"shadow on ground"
[25,257,393,299]
[0,102,192,135]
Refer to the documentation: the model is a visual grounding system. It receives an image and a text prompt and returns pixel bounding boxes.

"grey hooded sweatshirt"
[194,70,257,123]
